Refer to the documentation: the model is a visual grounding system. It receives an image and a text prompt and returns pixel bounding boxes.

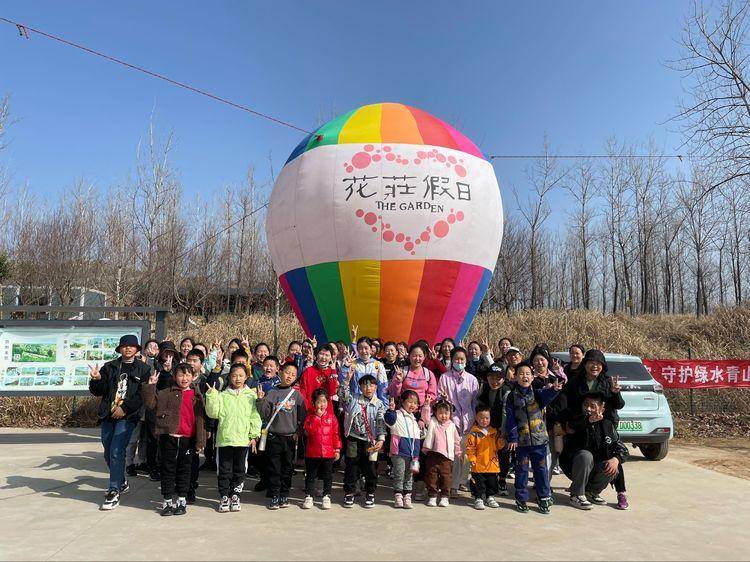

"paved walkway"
[1,428,749,560]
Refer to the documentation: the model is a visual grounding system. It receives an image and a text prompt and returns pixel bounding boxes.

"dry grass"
[4,306,750,427]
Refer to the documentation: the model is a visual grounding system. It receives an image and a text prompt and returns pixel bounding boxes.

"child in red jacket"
[302,388,341,510]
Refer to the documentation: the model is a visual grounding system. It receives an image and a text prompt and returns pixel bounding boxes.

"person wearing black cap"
[560,391,626,510]
[88,334,152,511]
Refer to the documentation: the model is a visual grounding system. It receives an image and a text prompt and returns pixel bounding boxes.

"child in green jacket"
[205,363,262,513]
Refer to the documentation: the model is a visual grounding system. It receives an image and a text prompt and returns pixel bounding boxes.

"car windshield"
[606,361,653,382]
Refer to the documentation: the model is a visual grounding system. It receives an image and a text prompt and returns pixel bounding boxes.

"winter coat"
[304,408,342,459]
[299,365,339,411]
[477,382,512,431]
[205,386,262,447]
[532,371,568,428]
[89,358,152,423]
[384,408,423,458]
[338,383,386,443]
[560,414,627,476]
[437,369,479,435]
[142,381,207,450]
[465,424,503,474]
[505,384,559,447]
[422,417,461,461]
[562,373,625,424]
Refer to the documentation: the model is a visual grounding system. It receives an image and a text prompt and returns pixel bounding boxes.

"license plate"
[618,420,643,432]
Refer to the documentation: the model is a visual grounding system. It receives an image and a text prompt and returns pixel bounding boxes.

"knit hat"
[581,349,608,373]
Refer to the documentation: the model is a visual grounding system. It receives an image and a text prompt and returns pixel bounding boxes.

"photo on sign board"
[50,374,64,386]
[21,366,36,376]
[70,338,87,350]
[3,375,19,386]
[12,343,56,363]
[86,349,103,361]
[34,376,50,386]
[90,338,104,349]
[19,376,34,386]
[73,375,89,386]
[103,337,119,349]
[69,349,85,361]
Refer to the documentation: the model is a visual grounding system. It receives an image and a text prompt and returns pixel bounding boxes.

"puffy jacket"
[205,386,262,447]
[505,384,559,447]
[142,381,207,451]
[562,373,625,424]
[465,424,503,474]
[304,409,342,459]
[89,358,152,423]
[384,408,422,458]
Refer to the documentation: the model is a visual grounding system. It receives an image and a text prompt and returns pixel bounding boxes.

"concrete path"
[0,428,748,561]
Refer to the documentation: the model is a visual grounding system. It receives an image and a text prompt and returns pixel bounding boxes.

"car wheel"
[639,441,669,461]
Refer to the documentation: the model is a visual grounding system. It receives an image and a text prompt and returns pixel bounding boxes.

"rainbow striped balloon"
[266,103,503,344]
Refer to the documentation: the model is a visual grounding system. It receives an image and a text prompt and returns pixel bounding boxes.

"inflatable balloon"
[266,102,503,344]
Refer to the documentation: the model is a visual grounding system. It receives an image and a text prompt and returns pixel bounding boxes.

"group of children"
[89,332,629,516]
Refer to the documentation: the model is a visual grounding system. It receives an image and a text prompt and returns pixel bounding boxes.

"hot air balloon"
[266,103,503,344]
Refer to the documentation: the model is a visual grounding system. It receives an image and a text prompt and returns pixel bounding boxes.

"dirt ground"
[671,437,750,480]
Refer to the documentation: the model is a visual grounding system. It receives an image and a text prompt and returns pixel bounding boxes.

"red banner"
[643,360,750,389]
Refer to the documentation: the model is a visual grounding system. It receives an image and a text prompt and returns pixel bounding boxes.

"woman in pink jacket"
[386,342,437,418]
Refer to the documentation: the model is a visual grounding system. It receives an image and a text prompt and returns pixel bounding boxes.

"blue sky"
[0,1,693,210]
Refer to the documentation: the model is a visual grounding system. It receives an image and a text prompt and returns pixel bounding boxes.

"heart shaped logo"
[341,144,471,256]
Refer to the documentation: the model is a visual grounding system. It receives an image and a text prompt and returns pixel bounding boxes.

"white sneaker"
[473,498,485,510]
[302,495,314,509]
[321,495,332,510]
[427,497,438,507]
[218,496,230,513]
[486,496,499,508]
[438,496,450,507]
[394,492,404,508]
[570,495,593,510]
[101,490,119,511]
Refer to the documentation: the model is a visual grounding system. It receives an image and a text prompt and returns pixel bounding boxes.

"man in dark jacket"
[561,349,624,425]
[89,334,152,511]
[561,392,626,510]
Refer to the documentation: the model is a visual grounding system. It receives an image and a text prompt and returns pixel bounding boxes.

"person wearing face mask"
[436,346,479,496]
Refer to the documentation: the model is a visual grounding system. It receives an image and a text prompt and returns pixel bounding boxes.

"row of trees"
[1,2,749,320]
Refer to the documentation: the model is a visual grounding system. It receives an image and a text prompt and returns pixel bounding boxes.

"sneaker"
[394,493,404,508]
[498,481,508,496]
[187,489,196,504]
[218,496,230,513]
[101,490,119,511]
[149,470,161,482]
[279,496,290,508]
[515,500,529,513]
[126,464,137,477]
[268,496,281,510]
[363,494,375,508]
[552,465,563,475]
[438,496,450,507]
[427,496,438,507]
[473,498,485,510]
[253,481,267,492]
[538,496,553,515]
[302,495,314,509]
[570,495,593,510]
[403,493,413,509]
[616,492,629,510]
[120,480,130,494]
[172,501,186,516]
[486,496,499,508]
[230,494,241,512]
[321,495,332,510]
[160,499,173,517]
[587,493,607,505]
[343,494,355,508]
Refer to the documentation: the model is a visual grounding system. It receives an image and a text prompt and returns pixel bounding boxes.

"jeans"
[125,419,146,466]
[514,444,550,502]
[100,419,136,492]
